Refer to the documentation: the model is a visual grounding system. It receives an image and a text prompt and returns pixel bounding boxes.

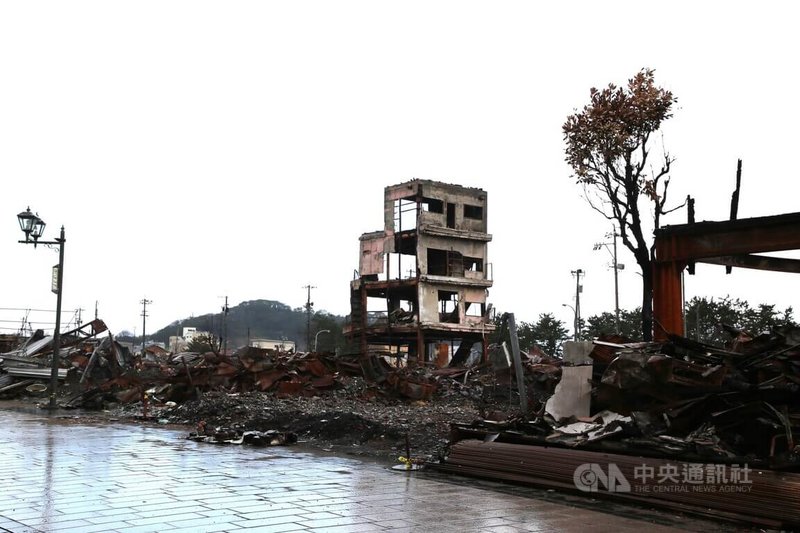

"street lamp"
[314,329,331,352]
[562,304,577,341]
[593,225,625,334]
[16,207,65,409]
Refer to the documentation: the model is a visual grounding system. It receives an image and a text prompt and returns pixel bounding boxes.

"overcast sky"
[2,1,799,339]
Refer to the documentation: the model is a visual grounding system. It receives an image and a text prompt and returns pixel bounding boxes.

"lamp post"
[562,303,577,341]
[594,226,625,334]
[17,207,65,409]
[314,329,331,352]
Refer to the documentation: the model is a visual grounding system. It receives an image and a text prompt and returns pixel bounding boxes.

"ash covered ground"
[109,375,517,462]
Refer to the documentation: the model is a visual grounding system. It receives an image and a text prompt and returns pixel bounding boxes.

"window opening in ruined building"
[447,251,464,276]
[446,203,456,228]
[438,290,459,323]
[389,299,416,324]
[388,252,417,280]
[427,249,463,276]
[394,198,418,231]
[421,197,443,213]
[464,204,483,220]
[465,302,485,317]
[366,297,388,325]
[427,248,448,276]
[464,256,483,272]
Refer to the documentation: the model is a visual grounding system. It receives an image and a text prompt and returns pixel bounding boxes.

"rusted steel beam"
[655,212,800,262]
[699,254,800,274]
[652,261,686,341]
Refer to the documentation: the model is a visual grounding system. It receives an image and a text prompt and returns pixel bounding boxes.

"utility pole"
[174,321,181,354]
[75,308,84,328]
[611,226,620,333]
[571,269,584,340]
[94,300,98,320]
[140,298,152,357]
[303,284,316,352]
[221,296,229,355]
[594,226,624,334]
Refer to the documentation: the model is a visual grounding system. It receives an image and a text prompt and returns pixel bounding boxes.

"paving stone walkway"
[0,407,738,532]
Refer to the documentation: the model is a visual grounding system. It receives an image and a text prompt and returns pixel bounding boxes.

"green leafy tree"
[531,313,570,356]
[685,296,796,345]
[515,321,535,351]
[187,333,219,354]
[583,299,797,346]
[487,312,506,345]
[518,313,570,356]
[311,311,346,353]
[563,69,680,341]
[583,308,643,341]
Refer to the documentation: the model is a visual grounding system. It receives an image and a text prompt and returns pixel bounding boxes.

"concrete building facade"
[346,179,495,365]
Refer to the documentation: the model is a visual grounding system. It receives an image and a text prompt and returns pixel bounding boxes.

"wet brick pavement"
[0,407,741,532]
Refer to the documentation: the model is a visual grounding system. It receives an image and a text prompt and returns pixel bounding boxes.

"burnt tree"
[563,68,681,341]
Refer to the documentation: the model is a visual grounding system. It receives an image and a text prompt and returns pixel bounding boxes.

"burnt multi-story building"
[346,179,495,365]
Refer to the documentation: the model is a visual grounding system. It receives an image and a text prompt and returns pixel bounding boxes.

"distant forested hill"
[149,299,347,352]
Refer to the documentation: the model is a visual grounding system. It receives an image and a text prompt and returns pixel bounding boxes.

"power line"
[0,307,72,313]
[0,319,58,324]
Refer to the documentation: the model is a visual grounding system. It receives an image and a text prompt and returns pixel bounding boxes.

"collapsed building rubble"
[0,312,573,459]
[0,319,113,397]
[434,327,800,528]
[1,320,555,410]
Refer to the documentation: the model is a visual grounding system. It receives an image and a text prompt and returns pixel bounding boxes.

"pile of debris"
[445,327,800,469]
[2,323,562,413]
[436,327,800,528]
[0,320,115,401]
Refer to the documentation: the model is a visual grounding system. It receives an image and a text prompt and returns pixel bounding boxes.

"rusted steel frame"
[699,254,800,274]
[653,211,800,340]
[652,260,686,341]
[655,212,800,262]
